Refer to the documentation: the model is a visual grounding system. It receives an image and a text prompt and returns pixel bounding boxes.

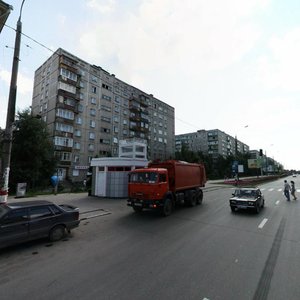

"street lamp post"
[0,0,25,203]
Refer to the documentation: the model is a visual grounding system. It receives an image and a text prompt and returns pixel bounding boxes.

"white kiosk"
[90,139,148,198]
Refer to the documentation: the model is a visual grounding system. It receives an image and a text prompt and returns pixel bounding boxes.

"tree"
[9,108,57,191]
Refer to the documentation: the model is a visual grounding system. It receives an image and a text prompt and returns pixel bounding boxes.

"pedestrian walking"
[284,180,291,201]
[291,181,297,200]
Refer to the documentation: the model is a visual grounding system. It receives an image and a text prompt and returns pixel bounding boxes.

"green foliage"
[9,108,57,191]
[175,144,256,179]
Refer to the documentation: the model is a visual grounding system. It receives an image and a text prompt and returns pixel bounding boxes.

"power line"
[3,23,204,133]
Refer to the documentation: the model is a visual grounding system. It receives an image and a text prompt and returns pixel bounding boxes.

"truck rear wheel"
[186,190,196,207]
[196,190,203,205]
[161,198,173,216]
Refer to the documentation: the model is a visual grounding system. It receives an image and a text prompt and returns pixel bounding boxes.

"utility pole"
[0,0,25,203]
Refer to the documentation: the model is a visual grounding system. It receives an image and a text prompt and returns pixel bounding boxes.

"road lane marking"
[297,189,300,192]
[253,218,286,300]
[260,188,265,191]
[278,189,282,192]
[269,188,274,191]
[275,200,280,205]
[258,218,268,229]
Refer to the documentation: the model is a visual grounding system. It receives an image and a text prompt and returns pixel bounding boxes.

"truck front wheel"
[133,206,143,213]
[161,198,173,217]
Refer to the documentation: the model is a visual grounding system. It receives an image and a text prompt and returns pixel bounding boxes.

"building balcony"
[59,56,78,73]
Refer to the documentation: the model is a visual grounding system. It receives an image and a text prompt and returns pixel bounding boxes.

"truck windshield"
[129,172,158,183]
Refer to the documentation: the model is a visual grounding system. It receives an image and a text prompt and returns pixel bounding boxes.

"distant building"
[175,129,249,157]
[31,48,175,182]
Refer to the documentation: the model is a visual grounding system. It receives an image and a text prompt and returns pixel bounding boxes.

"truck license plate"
[134,202,142,206]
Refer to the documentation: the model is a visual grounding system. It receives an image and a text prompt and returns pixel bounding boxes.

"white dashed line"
[275,200,280,205]
[258,218,268,229]
[278,189,282,192]
[269,188,274,191]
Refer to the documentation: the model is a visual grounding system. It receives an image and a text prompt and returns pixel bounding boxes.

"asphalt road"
[1,176,300,300]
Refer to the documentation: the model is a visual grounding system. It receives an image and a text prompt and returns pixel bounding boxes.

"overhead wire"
[2,22,202,133]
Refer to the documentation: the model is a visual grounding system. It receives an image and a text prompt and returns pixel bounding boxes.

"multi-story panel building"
[31,48,175,182]
[175,129,249,157]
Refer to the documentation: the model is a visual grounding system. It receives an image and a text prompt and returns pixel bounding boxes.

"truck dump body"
[148,160,206,193]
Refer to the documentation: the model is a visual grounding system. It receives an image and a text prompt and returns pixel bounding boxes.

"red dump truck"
[127,160,206,216]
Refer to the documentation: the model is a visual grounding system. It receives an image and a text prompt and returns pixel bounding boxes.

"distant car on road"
[230,187,264,213]
[292,174,297,177]
[0,200,80,249]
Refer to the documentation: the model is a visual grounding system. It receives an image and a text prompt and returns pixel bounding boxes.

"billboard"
[248,159,261,169]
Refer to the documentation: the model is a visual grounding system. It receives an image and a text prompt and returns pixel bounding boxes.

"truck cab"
[127,168,170,212]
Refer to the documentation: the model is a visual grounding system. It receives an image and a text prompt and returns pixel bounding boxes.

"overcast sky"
[1,0,300,170]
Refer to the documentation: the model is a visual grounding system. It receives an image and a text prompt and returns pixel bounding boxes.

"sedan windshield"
[235,189,256,198]
[129,172,158,183]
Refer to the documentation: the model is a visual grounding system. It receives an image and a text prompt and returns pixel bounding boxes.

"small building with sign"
[90,139,148,198]
[90,157,147,198]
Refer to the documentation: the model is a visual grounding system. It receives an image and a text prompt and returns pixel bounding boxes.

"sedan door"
[28,206,58,239]
[0,208,29,248]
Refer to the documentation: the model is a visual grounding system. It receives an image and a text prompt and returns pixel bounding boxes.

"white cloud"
[256,27,300,91]
[79,0,269,84]
[0,69,33,95]
[86,0,116,14]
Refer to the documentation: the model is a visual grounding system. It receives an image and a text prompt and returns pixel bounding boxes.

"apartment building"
[31,48,175,182]
[175,129,249,157]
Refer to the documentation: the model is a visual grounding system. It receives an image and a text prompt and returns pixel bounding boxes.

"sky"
[1,0,300,170]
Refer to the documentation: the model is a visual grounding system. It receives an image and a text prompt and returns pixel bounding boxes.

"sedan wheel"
[255,203,261,214]
[49,225,66,242]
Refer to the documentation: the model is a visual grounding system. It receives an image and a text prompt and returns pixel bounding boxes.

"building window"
[74,142,81,150]
[60,68,77,81]
[101,116,111,123]
[102,83,112,91]
[54,136,73,147]
[100,105,111,112]
[100,139,110,145]
[74,155,80,163]
[88,144,94,151]
[91,97,96,104]
[75,117,82,125]
[90,120,96,128]
[56,108,74,120]
[72,169,79,177]
[91,86,97,93]
[89,132,95,140]
[101,127,110,133]
[102,94,111,101]
[56,123,73,133]
[90,108,96,116]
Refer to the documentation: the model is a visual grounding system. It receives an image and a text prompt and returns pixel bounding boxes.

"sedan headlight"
[248,201,255,206]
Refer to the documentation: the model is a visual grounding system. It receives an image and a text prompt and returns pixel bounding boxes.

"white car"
[230,187,265,214]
